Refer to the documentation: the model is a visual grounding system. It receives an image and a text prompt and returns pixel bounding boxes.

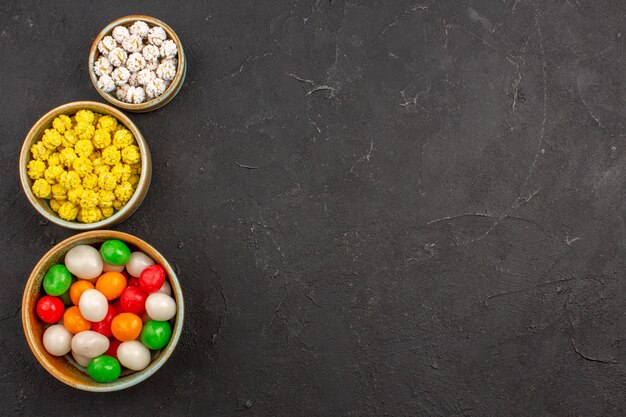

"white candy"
[136,69,155,86]
[126,52,146,72]
[43,324,72,356]
[145,59,159,71]
[128,72,139,87]
[71,330,110,359]
[157,280,172,296]
[126,251,155,277]
[112,26,130,43]
[71,350,92,367]
[156,61,176,81]
[78,289,108,322]
[116,84,131,101]
[147,26,167,46]
[97,74,115,93]
[97,36,117,56]
[117,341,151,371]
[145,293,177,321]
[159,39,178,58]
[65,245,103,279]
[93,56,112,76]
[130,21,150,39]
[108,47,127,67]
[103,261,124,273]
[145,77,168,99]
[126,86,146,104]
[111,66,130,86]
[142,44,160,62]
[123,34,143,53]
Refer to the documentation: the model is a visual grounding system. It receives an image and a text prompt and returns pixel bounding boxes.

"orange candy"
[69,280,94,306]
[96,271,127,300]
[63,306,91,334]
[111,312,142,341]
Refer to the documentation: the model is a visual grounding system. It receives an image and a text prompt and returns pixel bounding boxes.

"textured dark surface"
[1,0,625,416]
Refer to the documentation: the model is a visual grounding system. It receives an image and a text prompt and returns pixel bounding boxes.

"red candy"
[127,277,140,287]
[105,338,122,359]
[91,304,116,338]
[119,286,148,315]
[36,295,65,324]
[139,265,165,293]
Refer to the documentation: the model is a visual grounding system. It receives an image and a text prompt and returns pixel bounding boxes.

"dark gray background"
[1,0,625,416]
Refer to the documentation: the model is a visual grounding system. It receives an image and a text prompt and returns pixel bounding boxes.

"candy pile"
[94,20,178,104]
[37,239,176,383]
[27,109,141,223]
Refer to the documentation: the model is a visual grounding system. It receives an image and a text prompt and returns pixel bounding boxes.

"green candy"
[87,355,121,383]
[141,320,172,350]
[100,239,131,266]
[43,264,72,296]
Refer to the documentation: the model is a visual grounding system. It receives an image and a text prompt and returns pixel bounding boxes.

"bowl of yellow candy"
[19,101,152,230]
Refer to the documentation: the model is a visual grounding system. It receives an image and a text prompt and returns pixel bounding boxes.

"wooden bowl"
[19,101,152,230]
[88,15,187,112]
[22,231,184,392]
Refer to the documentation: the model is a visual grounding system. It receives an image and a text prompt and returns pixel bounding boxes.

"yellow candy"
[97,115,118,132]
[59,170,81,190]
[121,145,140,165]
[52,115,72,133]
[27,160,46,180]
[47,152,61,166]
[75,123,95,141]
[89,150,102,161]
[75,110,95,125]
[111,163,131,182]
[114,181,134,203]
[32,179,51,198]
[101,207,114,218]
[98,172,117,191]
[74,139,94,158]
[78,207,101,223]
[128,174,140,187]
[50,199,61,212]
[97,189,116,208]
[59,148,77,168]
[51,184,67,201]
[112,200,124,211]
[62,130,78,148]
[112,129,134,149]
[44,165,64,184]
[59,201,79,221]
[31,141,50,161]
[94,165,110,176]
[102,146,121,165]
[67,187,83,204]
[82,173,98,190]
[93,129,111,149]
[72,157,93,177]
[42,129,63,150]
[79,189,98,209]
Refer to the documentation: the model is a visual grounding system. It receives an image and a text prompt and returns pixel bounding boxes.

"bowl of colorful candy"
[88,15,187,112]
[22,230,184,392]
[19,101,152,230]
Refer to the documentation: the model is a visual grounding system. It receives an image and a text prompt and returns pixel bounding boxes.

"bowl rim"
[19,100,151,230]
[21,230,185,392]
[88,14,186,111]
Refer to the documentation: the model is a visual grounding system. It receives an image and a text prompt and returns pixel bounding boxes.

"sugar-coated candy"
[69,280,94,305]
[105,338,122,359]
[43,324,72,356]
[100,239,131,266]
[43,264,72,296]
[88,355,121,383]
[96,271,127,300]
[111,312,143,341]
[78,289,109,322]
[72,350,92,367]
[65,245,103,279]
[126,251,154,277]
[139,264,165,293]
[36,295,65,324]
[103,261,124,273]
[119,286,147,315]
[91,304,116,338]
[117,340,151,371]
[63,306,91,334]
[156,280,172,296]
[111,26,130,43]
[145,293,176,321]
[71,330,110,359]
[140,320,172,350]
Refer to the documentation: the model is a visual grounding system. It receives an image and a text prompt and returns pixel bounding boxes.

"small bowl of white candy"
[89,15,187,112]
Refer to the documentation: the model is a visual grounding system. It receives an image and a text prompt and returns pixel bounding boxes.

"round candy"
[139,264,165,293]
[65,245,103,279]
[69,280,94,306]
[36,295,65,323]
[156,280,172,296]
[96,271,127,300]
[78,289,109,322]
[111,312,143,341]
[43,264,72,296]
[126,251,154,277]
[105,338,122,359]
[91,304,116,338]
[87,355,121,383]
[71,330,110,358]
[140,320,172,350]
[119,286,147,315]
[145,293,176,321]
[117,340,151,371]
[100,239,131,266]
[127,277,140,287]
[103,261,124,273]
[43,324,72,356]
[63,306,91,334]
[72,350,92,367]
